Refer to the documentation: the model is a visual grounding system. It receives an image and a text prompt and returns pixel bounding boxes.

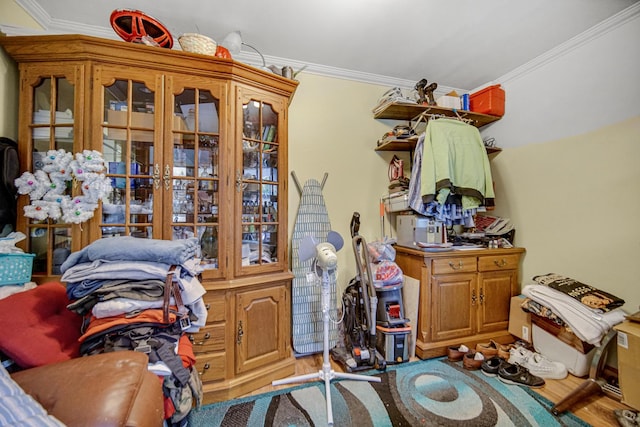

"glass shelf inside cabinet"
[241,99,279,266]
[172,88,221,270]
[101,79,156,239]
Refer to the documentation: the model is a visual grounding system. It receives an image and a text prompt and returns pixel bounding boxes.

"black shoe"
[481,356,505,377]
[498,362,545,388]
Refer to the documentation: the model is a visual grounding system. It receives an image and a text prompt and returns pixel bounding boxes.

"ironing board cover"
[291,178,338,354]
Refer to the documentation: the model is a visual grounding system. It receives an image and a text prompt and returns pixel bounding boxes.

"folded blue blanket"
[60,236,198,273]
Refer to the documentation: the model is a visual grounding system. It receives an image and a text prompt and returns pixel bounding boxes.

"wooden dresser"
[395,245,525,359]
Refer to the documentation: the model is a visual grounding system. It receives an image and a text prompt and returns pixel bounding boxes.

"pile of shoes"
[447,339,568,389]
[614,409,639,427]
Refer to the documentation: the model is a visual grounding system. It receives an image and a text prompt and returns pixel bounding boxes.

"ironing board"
[291,176,339,355]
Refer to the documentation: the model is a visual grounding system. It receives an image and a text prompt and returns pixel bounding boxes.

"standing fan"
[273,231,381,426]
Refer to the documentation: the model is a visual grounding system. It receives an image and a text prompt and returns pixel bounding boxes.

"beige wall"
[0,0,40,139]
[288,73,411,284]
[491,116,640,308]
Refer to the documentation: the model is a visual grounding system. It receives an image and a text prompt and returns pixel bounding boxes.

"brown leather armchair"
[11,350,165,427]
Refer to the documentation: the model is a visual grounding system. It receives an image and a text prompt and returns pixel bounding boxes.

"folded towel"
[61,236,199,273]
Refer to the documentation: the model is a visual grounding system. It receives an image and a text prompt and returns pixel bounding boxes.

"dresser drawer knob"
[192,332,211,345]
[449,261,463,270]
[494,259,508,268]
[199,363,210,375]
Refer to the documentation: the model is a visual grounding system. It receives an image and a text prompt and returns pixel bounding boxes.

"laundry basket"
[0,253,35,286]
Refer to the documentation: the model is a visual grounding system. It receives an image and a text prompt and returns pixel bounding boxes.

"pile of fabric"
[60,236,207,426]
[408,118,494,226]
[521,273,627,346]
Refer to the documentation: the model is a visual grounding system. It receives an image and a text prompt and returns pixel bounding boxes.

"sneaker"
[463,351,484,370]
[481,356,505,377]
[498,362,545,388]
[447,344,469,362]
[614,409,639,427]
[509,347,568,379]
[508,346,534,365]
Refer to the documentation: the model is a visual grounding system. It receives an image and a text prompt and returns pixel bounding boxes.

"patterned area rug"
[188,358,590,426]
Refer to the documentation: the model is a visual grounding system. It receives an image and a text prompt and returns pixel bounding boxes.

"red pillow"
[0,282,82,368]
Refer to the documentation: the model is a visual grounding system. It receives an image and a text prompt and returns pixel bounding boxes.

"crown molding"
[494,2,640,88]
[8,0,639,96]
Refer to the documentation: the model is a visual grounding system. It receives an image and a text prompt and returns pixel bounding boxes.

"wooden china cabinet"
[1,34,298,403]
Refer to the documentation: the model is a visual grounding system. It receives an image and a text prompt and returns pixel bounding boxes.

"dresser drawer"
[478,254,520,272]
[202,292,226,323]
[195,352,226,382]
[432,257,477,274]
[189,324,226,354]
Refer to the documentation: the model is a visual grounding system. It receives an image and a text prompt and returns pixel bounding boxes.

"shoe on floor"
[463,351,484,370]
[614,409,639,427]
[498,362,545,388]
[496,342,515,360]
[476,341,499,358]
[509,347,568,379]
[481,356,505,377]
[447,344,469,362]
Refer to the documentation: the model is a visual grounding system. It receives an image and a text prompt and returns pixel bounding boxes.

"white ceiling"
[6,0,639,91]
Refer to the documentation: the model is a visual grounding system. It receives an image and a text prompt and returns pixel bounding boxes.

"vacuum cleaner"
[330,212,386,373]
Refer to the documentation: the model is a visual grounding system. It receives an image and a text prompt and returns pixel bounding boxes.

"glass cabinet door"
[165,76,226,277]
[237,89,286,275]
[99,72,160,240]
[21,66,80,279]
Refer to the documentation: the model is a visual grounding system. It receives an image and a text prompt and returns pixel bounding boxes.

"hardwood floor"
[244,353,633,426]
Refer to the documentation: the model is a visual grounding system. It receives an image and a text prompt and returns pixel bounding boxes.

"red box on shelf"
[470,84,505,117]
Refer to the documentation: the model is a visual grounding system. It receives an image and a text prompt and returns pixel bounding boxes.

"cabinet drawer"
[202,292,226,323]
[195,352,226,382]
[478,254,520,272]
[189,324,226,354]
[432,257,477,274]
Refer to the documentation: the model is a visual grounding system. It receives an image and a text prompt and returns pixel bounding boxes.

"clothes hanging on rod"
[410,110,474,134]
[408,118,494,225]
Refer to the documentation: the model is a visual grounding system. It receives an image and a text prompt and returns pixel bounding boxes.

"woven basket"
[178,33,217,56]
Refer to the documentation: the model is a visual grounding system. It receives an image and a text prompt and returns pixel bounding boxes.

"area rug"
[188,357,590,426]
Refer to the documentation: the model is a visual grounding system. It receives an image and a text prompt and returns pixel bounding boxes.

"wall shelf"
[375,137,502,155]
[373,102,501,128]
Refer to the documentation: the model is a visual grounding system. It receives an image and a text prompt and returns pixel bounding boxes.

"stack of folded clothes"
[60,236,207,426]
[521,273,627,346]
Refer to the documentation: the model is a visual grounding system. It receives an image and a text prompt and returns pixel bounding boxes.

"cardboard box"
[508,295,532,342]
[436,95,461,110]
[470,84,505,117]
[614,321,640,410]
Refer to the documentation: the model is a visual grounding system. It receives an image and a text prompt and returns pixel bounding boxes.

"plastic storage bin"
[0,253,35,286]
[470,84,505,117]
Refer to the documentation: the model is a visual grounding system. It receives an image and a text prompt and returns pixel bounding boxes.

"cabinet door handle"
[235,170,242,192]
[479,288,484,304]
[163,164,171,190]
[237,320,244,345]
[153,163,161,190]
[449,261,463,270]
[471,289,477,305]
[494,259,508,268]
